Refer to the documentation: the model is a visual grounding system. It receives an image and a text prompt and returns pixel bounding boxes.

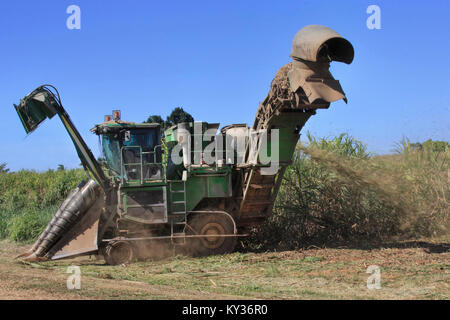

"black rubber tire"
[103,241,135,265]
[186,213,236,257]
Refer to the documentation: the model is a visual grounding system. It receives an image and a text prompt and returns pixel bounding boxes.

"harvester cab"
[13,24,353,265]
[92,120,163,183]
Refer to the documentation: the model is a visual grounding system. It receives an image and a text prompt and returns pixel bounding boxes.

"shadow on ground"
[238,239,450,254]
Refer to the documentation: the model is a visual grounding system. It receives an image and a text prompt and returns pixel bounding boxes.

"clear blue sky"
[1,0,449,171]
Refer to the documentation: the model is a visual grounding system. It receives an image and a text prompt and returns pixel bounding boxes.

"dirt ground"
[0,238,448,300]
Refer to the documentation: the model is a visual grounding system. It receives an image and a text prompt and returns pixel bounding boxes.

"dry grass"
[0,237,448,300]
[244,135,449,251]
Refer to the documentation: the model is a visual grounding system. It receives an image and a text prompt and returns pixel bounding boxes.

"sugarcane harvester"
[13,25,354,265]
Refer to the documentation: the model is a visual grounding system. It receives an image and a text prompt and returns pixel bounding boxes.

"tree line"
[144,107,194,131]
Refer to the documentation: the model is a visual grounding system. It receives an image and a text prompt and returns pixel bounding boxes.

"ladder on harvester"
[168,180,187,244]
[238,165,287,226]
[237,123,287,226]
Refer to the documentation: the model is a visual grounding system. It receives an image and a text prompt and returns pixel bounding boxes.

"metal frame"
[120,186,168,225]
[120,144,164,184]
[103,209,240,242]
[102,233,247,243]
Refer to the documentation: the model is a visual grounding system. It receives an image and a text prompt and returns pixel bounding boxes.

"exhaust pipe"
[17,179,101,262]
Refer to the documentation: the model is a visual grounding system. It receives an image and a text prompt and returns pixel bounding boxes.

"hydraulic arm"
[14,85,109,191]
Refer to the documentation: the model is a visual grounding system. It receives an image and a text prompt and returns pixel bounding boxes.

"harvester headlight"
[113,110,121,121]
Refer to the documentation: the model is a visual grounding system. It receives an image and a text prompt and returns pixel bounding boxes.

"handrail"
[121,145,143,184]
[120,145,165,184]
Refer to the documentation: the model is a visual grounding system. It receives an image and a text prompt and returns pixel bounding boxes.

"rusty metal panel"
[52,221,99,260]
[51,197,104,260]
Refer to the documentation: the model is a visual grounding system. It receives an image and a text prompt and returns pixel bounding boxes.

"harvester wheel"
[103,241,135,265]
[186,213,236,257]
